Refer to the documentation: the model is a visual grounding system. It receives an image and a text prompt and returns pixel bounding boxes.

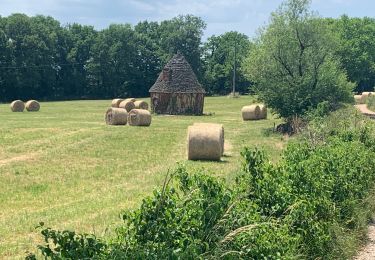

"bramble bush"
[30,109,375,259]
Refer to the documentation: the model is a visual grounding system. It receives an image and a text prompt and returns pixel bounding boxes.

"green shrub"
[30,222,107,259]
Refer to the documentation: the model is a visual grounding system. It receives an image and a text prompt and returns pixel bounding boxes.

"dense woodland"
[0,13,374,102]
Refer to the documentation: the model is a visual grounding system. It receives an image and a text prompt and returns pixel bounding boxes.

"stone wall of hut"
[150,92,204,115]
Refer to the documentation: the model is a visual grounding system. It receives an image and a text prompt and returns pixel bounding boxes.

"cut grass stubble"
[0,96,285,258]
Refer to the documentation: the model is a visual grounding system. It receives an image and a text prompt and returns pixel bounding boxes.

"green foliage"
[203,31,252,95]
[32,222,106,259]
[243,0,354,119]
[236,118,375,258]
[110,167,232,259]
[327,15,375,93]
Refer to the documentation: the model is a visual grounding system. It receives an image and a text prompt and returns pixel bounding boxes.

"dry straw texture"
[354,95,363,104]
[241,105,261,120]
[258,104,267,119]
[119,100,135,112]
[10,100,25,112]
[187,125,222,161]
[111,98,124,108]
[25,100,40,112]
[193,123,224,155]
[105,108,128,125]
[128,109,152,126]
[134,100,149,110]
[124,98,136,102]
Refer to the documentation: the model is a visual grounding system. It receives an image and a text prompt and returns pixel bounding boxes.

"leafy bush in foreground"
[31,114,375,259]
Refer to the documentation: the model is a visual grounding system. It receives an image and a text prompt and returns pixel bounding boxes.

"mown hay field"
[0,96,286,258]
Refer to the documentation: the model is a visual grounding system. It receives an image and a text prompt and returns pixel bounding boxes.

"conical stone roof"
[149,53,205,94]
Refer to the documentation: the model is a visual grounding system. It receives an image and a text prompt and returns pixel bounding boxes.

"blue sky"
[0,0,374,39]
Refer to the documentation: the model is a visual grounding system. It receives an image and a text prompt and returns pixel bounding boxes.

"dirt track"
[355,104,375,117]
[355,221,375,260]
[353,103,375,259]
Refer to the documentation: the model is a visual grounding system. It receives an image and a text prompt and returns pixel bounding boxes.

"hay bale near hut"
[187,125,222,161]
[193,123,224,155]
[354,95,363,104]
[149,52,205,115]
[241,105,261,121]
[25,100,40,112]
[105,108,128,125]
[128,109,152,126]
[119,100,135,112]
[134,100,149,110]
[10,100,25,112]
[124,98,136,102]
[111,98,124,108]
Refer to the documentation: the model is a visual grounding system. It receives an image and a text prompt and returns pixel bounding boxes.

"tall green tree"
[329,15,375,93]
[0,14,61,100]
[134,21,162,97]
[244,0,354,120]
[157,15,206,79]
[203,31,252,94]
[56,23,97,99]
[87,24,139,98]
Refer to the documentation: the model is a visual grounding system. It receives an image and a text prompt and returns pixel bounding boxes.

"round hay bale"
[241,105,261,121]
[119,100,135,112]
[10,100,25,112]
[258,104,267,119]
[128,109,151,126]
[105,107,127,125]
[354,95,363,104]
[187,125,222,161]
[124,98,136,102]
[361,92,372,103]
[134,100,149,110]
[111,98,124,108]
[25,100,40,112]
[193,123,224,155]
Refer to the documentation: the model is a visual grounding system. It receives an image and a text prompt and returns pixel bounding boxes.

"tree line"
[0,12,374,102]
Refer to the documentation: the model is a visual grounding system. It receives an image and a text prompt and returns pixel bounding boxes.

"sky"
[0,0,374,39]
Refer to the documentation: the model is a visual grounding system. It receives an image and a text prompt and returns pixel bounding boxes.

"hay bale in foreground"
[111,98,124,108]
[105,107,128,125]
[124,98,136,102]
[354,95,363,104]
[119,100,135,112]
[193,123,224,155]
[128,109,151,126]
[10,100,25,112]
[25,100,40,112]
[241,105,261,120]
[187,125,222,161]
[361,92,373,103]
[134,100,149,110]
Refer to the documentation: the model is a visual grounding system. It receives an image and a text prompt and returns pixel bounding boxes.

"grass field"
[0,96,286,258]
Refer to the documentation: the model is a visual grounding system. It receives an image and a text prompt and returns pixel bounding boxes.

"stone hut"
[149,53,205,115]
